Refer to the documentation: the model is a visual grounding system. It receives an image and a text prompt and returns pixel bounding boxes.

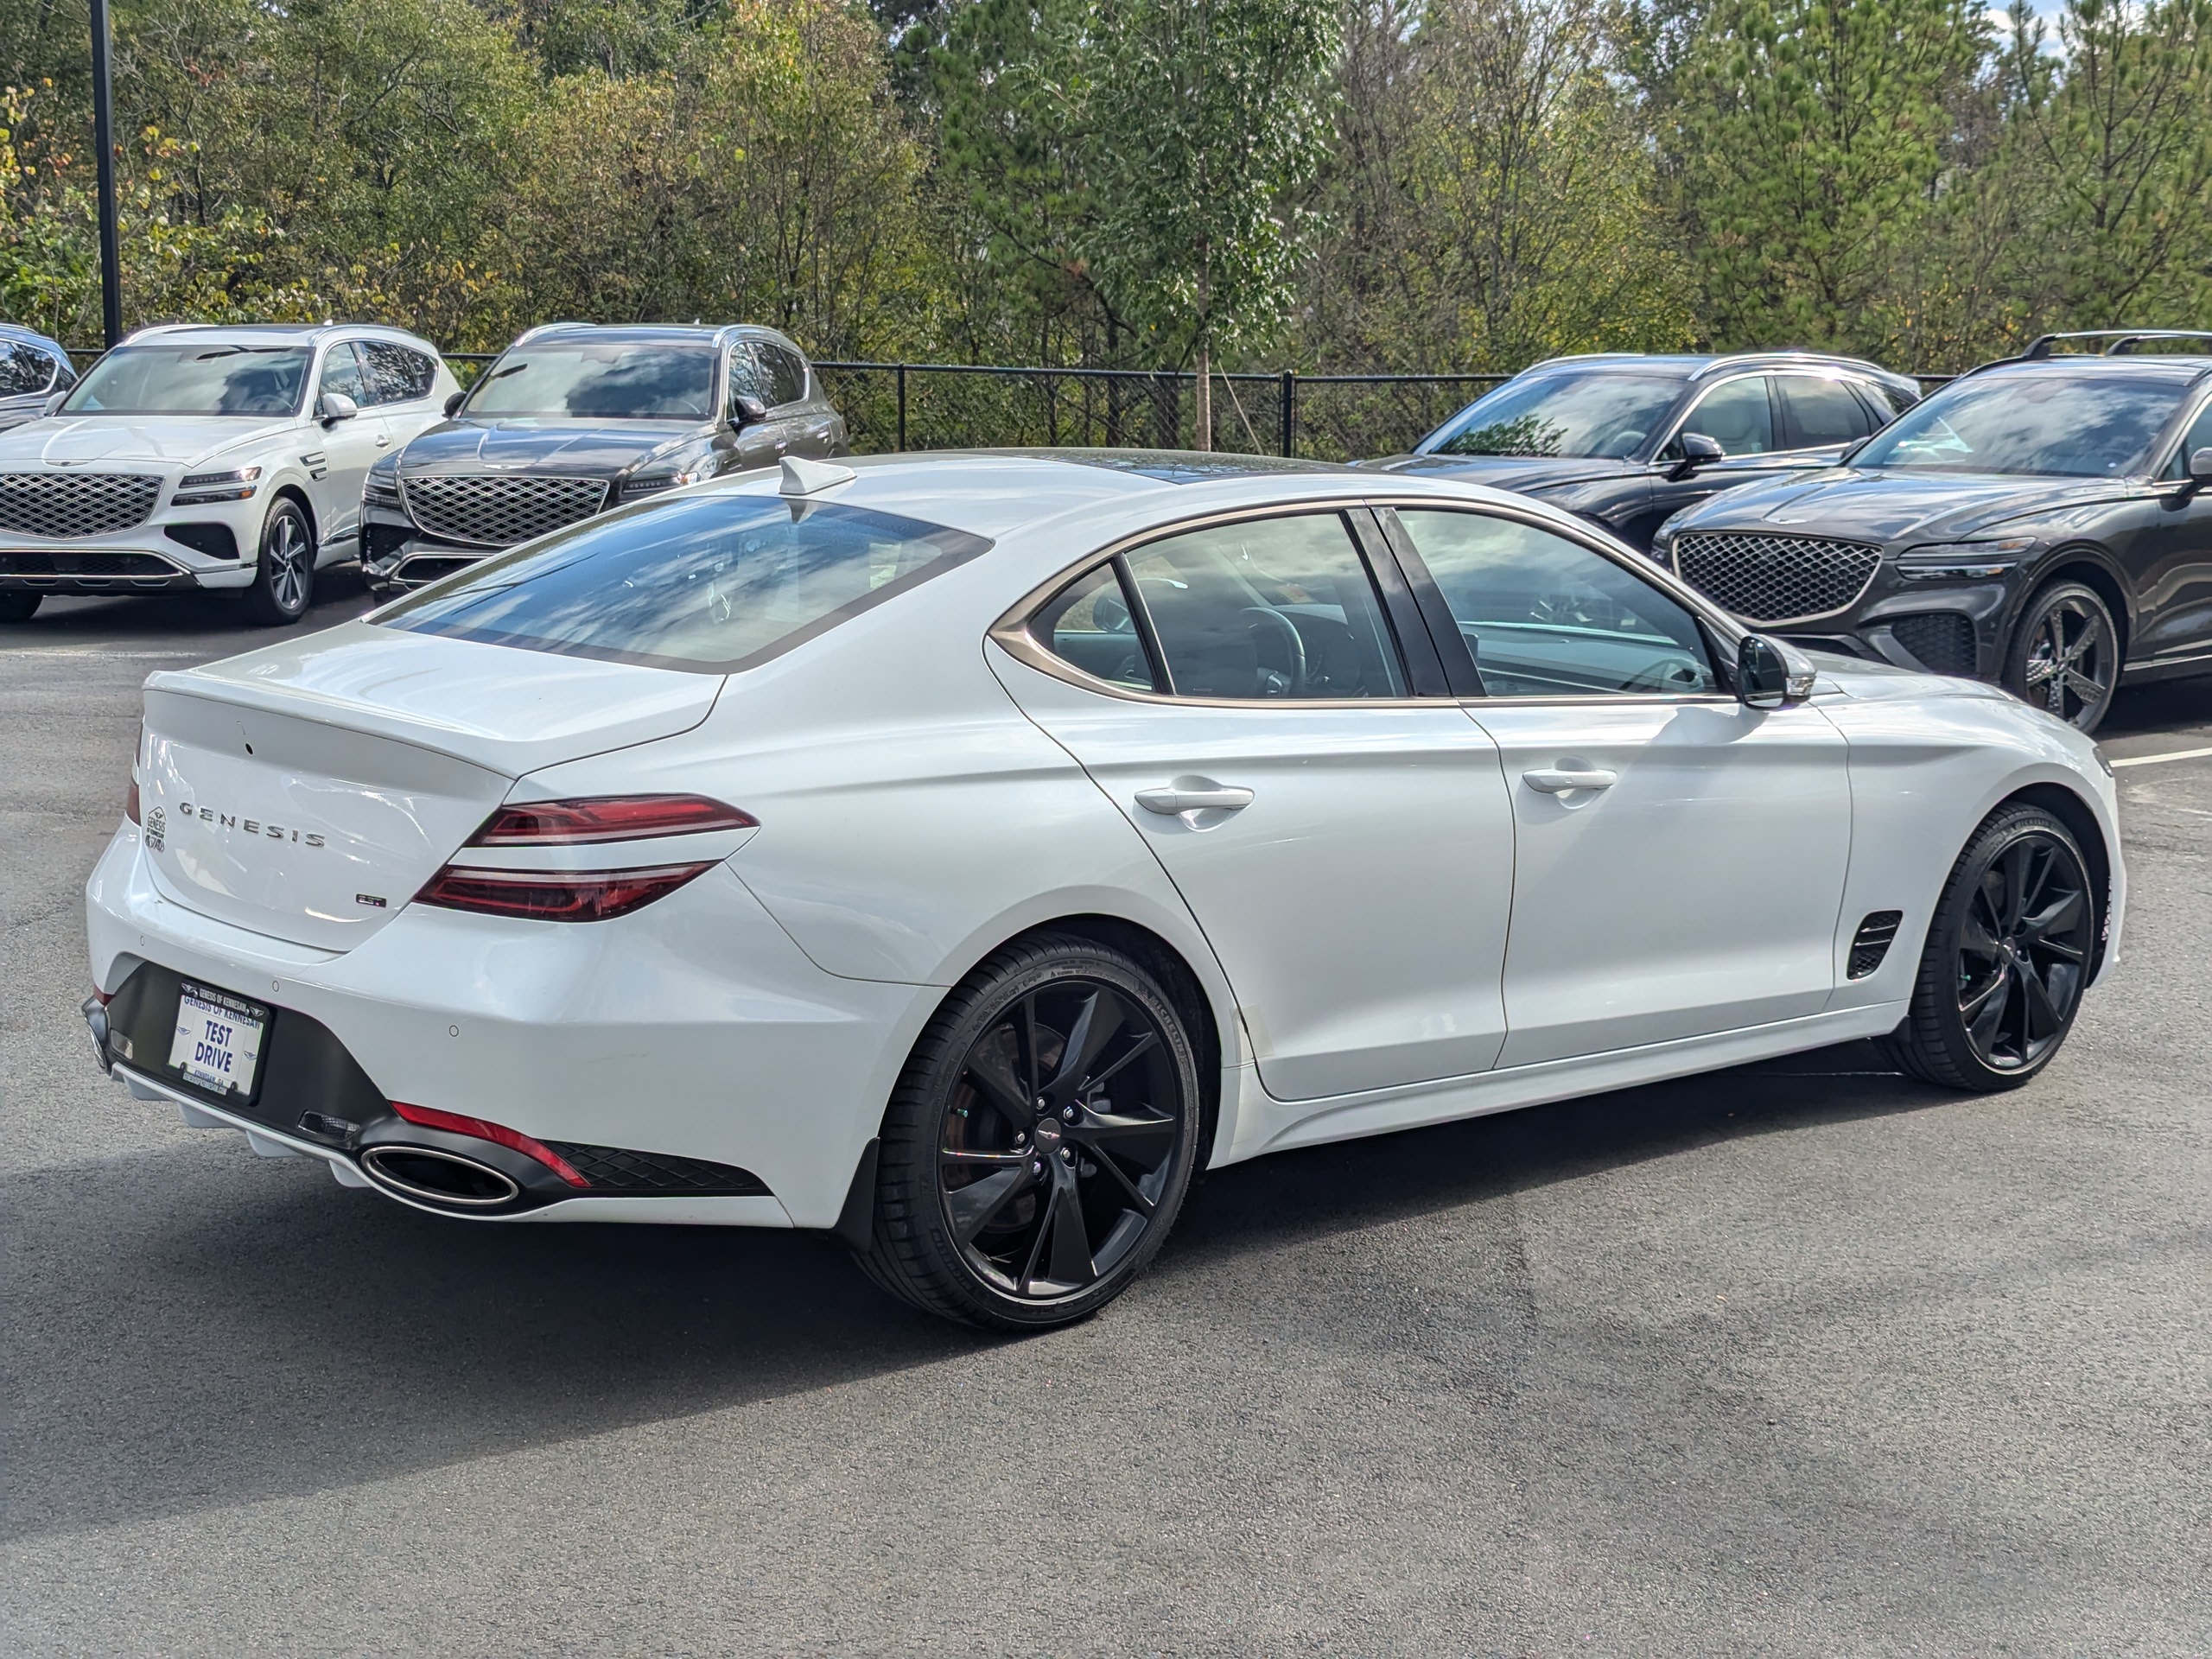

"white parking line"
[2108,744,2212,769]
[0,648,207,659]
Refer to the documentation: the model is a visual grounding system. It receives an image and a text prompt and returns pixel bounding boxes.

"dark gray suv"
[362,322,848,593]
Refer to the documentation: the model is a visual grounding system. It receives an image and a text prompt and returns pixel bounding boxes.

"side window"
[318,342,368,404]
[2164,399,2212,480]
[1394,509,1719,697]
[727,344,773,409]
[359,340,436,405]
[1030,562,1157,692]
[1856,382,1900,424]
[0,343,57,397]
[1778,376,1875,448]
[1125,513,1408,700]
[763,346,808,407]
[1671,377,1774,457]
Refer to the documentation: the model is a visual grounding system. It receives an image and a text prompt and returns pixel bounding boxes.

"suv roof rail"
[513,321,592,345]
[1688,349,1897,380]
[2019,329,2212,359]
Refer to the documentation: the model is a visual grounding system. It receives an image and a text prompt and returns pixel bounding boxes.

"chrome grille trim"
[398,474,609,549]
[1673,531,1883,626]
[0,471,163,539]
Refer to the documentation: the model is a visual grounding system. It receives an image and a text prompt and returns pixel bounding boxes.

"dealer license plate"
[167,982,268,1096]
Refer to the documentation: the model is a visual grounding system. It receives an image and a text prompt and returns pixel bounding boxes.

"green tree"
[1080,0,1340,446]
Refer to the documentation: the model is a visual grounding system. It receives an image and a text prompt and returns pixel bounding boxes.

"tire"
[855,933,1204,1331]
[0,592,40,624]
[242,498,315,626]
[2003,579,2118,734]
[1882,804,2097,1091]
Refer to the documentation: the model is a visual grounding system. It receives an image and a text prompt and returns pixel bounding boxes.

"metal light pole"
[89,0,123,346]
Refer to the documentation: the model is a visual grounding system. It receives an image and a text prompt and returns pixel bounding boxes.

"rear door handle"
[1136,780,1255,820]
[1522,768,1618,793]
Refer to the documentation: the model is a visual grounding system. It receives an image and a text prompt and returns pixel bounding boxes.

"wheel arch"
[2018,547,2135,660]
[1999,779,2113,980]
[265,482,318,553]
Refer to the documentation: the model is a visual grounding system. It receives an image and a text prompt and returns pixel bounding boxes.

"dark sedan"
[1653,331,2212,733]
[361,322,847,592]
[1363,352,1922,550]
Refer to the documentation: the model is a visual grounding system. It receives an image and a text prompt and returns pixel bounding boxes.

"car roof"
[1519,350,1913,386]
[118,322,440,352]
[1960,358,2209,387]
[697,447,1548,543]
[0,321,67,349]
[513,322,801,352]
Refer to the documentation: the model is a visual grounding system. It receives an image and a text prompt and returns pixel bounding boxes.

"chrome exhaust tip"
[359,1145,521,1209]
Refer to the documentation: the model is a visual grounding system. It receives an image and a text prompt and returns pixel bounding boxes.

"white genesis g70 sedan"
[83,451,2125,1329]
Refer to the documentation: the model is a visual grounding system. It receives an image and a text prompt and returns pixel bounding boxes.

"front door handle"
[1522,767,1618,793]
[374,432,391,447]
[1135,779,1255,820]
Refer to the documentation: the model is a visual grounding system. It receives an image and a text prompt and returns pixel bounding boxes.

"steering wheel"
[1239,607,1307,697]
[1622,652,1708,693]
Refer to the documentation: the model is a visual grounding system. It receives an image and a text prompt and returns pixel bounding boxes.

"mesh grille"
[542,1141,772,1197]
[0,550,175,577]
[0,471,162,538]
[399,474,607,548]
[1888,611,1979,676]
[1848,910,1904,979]
[1674,531,1882,624]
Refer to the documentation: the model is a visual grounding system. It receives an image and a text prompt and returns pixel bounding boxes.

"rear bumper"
[85,823,936,1227]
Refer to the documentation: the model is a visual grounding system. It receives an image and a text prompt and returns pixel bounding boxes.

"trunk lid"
[138,622,721,950]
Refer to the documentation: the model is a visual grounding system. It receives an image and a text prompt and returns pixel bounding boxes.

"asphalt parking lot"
[3,576,2209,1656]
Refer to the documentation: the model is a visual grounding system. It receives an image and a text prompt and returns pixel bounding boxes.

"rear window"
[375,492,991,673]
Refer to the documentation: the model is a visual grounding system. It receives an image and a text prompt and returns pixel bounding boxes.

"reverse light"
[414,861,718,922]
[466,794,756,847]
[173,466,263,505]
[389,1100,589,1187]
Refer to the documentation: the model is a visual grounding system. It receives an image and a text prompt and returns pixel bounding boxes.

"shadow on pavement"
[1,566,376,649]
[3,1040,1939,1542]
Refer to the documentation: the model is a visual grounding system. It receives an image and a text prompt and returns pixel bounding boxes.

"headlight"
[1896,535,2036,580]
[365,458,402,505]
[621,463,705,501]
[171,466,262,506]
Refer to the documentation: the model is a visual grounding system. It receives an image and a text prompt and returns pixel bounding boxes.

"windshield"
[60,345,309,416]
[1854,373,2184,477]
[462,342,718,420]
[1423,372,1683,460]
[376,493,992,673]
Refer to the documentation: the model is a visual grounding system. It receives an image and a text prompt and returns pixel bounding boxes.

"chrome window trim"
[991,493,1754,709]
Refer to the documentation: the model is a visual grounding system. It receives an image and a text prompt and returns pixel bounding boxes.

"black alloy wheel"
[2005,580,2118,733]
[1884,804,2096,1090]
[857,934,1202,1330]
[0,591,39,623]
[243,498,315,626]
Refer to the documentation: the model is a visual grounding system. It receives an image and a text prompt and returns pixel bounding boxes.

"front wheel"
[242,499,315,626]
[2004,580,2118,733]
[854,934,1204,1331]
[1882,804,2097,1091]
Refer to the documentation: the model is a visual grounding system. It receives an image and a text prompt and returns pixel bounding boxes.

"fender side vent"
[541,1141,772,1197]
[1848,910,1904,979]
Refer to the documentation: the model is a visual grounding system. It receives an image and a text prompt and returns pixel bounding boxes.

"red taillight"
[414,861,715,922]
[126,779,140,824]
[467,795,756,847]
[389,1101,589,1188]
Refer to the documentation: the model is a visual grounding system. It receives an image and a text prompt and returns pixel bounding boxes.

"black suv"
[362,322,848,592]
[1654,331,2212,733]
[1363,352,1923,550]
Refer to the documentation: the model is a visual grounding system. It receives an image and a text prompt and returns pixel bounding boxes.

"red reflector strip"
[126,779,140,825]
[413,861,715,923]
[390,1100,589,1188]
[467,795,757,847]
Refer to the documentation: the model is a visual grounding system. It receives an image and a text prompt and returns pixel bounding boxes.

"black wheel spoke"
[1080,1031,1159,1092]
[948,1166,1034,1246]
[2018,965,2063,1039]
[1960,907,2003,962]
[963,1044,1033,1129]
[1965,966,2012,1048]
[1085,1144,1156,1217]
[2020,887,2085,943]
[1043,1172,1096,1286]
[1075,1108,1177,1141]
[941,1147,1030,1167]
[1046,989,1124,1099]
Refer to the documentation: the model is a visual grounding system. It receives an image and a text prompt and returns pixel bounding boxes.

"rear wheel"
[242,499,315,626]
[0,592,39,623]
[855,934,1203,1331]
[1883,804,2096,1091]
[2003,580,2118,733]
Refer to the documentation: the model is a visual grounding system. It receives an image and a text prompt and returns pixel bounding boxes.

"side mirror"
[318,391,359,424]
[1667,431,1725,481]
[443,391,465,417]
[2190,447,2212,485]
[1737,632,1815,709]
[1839,436,1870,466]
[730,393,769,430]
[42,391,67,417]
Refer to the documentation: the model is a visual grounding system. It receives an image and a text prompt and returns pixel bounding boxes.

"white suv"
[0,323,458,625]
